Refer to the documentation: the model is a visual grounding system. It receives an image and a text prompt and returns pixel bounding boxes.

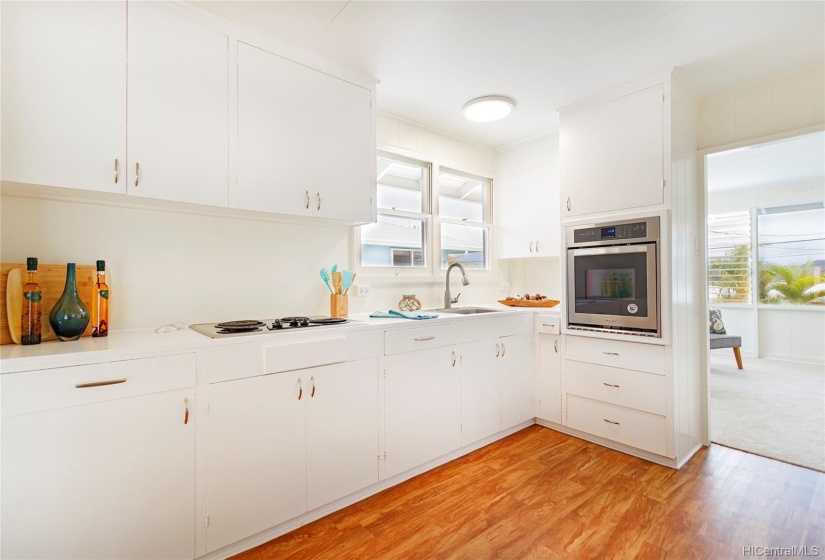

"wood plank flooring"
[233,426,825,559]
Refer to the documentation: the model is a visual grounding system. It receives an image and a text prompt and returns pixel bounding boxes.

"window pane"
[708,211,751,304]
[438,170,488,223]
[361,215,427,268]
[441,223,488,270]
[758,205,825,305]
[377,154,426,213]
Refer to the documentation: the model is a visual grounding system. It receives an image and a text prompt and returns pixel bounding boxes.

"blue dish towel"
[370,310,439,320]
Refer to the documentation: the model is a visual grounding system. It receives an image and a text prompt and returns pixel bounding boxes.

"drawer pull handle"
[316,192,321,211]
[542,323,554,328]
[451,351,456,367]
[603,382,620,388]
[501,343,506,357]
[114,158,119,183]
[603,352,619,356]
[604,419,620,425]
[297,378,303,400]
[496,343,500,357]
[134,162,140,187]
[415,336,436,342]
[184,397,189,425]
[554,339,558,353]
[305,190,310,209]
[310,375,316,398]
[75,379,126,389]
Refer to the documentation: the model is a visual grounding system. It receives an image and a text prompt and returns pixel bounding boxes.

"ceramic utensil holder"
[330,294,348,318]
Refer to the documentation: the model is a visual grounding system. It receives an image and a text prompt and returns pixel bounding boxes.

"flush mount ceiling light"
[462,96,515,123]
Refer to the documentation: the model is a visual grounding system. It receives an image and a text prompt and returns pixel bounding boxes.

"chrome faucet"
[444,262,469,309]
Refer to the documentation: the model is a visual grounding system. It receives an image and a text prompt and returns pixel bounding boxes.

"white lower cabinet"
[206,358,378,553]
[1,356,197,560]
[384,345,461,479]
[566,395,668,456]
[460,338,502,445]
[500,333,534,429]
[537,333,562,424]
[460,332,534,445]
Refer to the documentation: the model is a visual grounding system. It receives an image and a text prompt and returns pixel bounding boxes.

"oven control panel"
[573,221,648,243]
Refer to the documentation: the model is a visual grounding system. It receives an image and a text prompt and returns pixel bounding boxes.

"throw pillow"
[708,308,727,334]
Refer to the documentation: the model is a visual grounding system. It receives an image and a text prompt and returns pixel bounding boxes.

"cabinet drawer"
[566,395,668,456]
[264,336,347,374]
[566,336,665,375]
[535,314,560,334]
[566,361,666,415]
[384,324,457,355]
[1,353,196,417]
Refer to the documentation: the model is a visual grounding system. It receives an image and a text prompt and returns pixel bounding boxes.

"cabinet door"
[538,333,562,423]
[560,84,663,217]
[206,372,306,553]
[306,359,379,511]
[1,389,195,560]
[500,333,535,429]
[497,135,560,258]
[237,43,373,221]
[384,345,461,479]
[0,1,126,193]
[459,338,501,445]
[127,3,229,206]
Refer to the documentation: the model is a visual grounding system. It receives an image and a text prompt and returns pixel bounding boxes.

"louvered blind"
[708,211,751,304]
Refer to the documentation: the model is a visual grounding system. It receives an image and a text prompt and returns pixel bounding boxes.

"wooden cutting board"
[1,263,96,345]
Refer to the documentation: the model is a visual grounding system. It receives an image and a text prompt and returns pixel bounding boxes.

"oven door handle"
[567,243,655,257]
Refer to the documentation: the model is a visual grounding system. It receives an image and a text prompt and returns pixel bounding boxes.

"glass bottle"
[21,257,42,345]
[91,260,109,337]
[49,263,90,342]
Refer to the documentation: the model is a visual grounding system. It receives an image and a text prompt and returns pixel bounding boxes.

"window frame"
[354,151,497,283]
[436,166,493,273]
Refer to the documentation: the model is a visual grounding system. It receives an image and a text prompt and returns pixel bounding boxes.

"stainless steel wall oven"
[566,216,660,337]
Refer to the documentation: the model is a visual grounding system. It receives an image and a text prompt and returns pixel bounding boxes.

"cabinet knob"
[297,378,303,400]
[501,343,506,357]
[496,343,500,357]
[310,375,316,398]
[451,351,456,367]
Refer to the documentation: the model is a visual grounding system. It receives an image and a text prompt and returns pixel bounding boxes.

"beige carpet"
[710,353,825,472]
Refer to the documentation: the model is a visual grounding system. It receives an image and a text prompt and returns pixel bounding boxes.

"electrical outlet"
[355,285,372,297]
[501,282,511,291]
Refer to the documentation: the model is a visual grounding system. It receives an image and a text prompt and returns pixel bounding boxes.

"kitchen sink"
[429,307,505,314]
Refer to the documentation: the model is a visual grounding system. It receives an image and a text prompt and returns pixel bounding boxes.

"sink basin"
[430,307,505,315]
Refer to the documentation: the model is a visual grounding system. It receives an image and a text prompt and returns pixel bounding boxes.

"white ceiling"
[707,130,825,192]
[190,1,825,148]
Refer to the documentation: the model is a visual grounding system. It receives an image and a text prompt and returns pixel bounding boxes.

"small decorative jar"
[398,294,422,312]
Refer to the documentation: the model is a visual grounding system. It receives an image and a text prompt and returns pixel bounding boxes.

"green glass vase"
[49,263,90,341]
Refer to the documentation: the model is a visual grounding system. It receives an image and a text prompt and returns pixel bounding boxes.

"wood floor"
[234,426,825,559]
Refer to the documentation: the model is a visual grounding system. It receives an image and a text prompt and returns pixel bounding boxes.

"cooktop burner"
[190,316,354,339]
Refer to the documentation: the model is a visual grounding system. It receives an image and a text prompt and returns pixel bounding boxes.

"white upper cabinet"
[497,135,560,258]
[0,1,126,193]
[127,3,229,207]
[560,83,664,218]
[237,43,374,222]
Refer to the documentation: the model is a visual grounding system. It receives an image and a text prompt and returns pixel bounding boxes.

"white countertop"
[0,303,560,373]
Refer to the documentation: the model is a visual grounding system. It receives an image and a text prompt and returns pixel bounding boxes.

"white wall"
[700,63,824,150]
[0,114,503,330]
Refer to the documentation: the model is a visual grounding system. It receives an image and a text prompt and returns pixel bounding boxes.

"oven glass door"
[567,243,658,332]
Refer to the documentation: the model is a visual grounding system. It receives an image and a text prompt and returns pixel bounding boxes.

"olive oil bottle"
[21,257,42,345]
[91,260,109,337]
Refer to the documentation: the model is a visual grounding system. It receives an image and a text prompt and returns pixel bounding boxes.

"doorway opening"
[705,129,825,471]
